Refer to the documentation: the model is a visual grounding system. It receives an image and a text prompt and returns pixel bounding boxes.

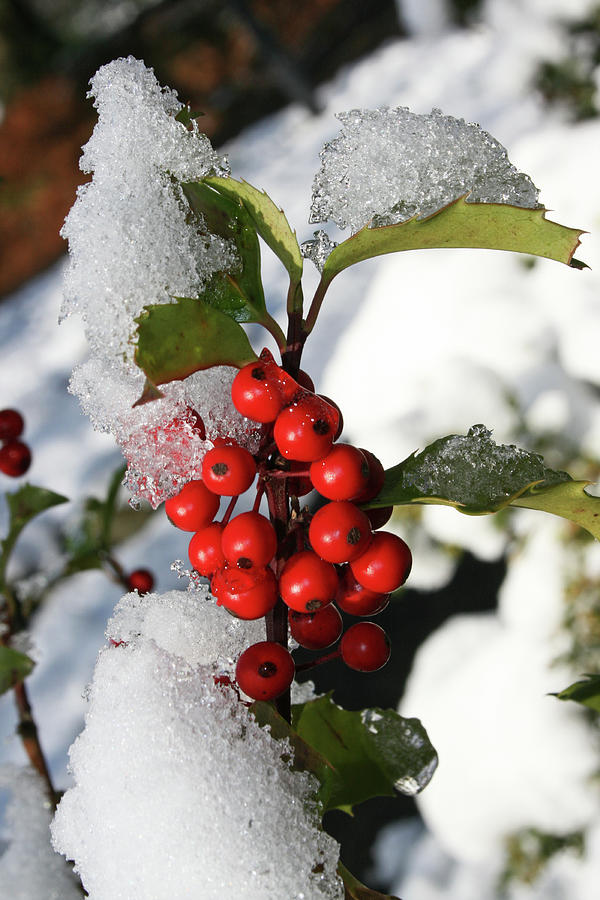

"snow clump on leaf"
[310,106,541,235]
[51,589,343,900]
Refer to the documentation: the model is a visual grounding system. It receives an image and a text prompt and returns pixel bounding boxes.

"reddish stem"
[295,645,342,672]
[220,495,238,526]
[13,680,59,807]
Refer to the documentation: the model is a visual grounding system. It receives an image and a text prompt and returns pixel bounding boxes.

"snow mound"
[309,106,540,234]
[51,590,343,900]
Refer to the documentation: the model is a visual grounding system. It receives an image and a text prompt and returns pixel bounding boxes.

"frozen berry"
[288,605,343,650]
[279,550,338,613]
[231,362,285,423]
[165,480,220,532]
[202,443,257,496]
[188,522,226,576]
[221,511,277,569]
[0,409,24,442]
[354,449,385,503]
[309,444,369,501]
[274,395,339,462]
[308,501,372,564]
[0,440,31,477]
[235,640,295,701]
[335,566,389,616]
[126,569,154,595]
[212,565,278,619]
[350,531,412,594]
[341,622,391,672]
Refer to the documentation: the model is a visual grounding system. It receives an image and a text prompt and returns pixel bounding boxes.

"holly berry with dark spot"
[235,640,295,701]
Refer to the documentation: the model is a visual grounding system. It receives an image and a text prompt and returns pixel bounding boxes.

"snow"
[51,590,343,900]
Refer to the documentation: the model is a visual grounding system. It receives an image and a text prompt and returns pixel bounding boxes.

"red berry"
[309,501,372,564]
[309,444,369,501]
[188,522,226,576]
[335,566,389,616]
[288,605,343,650]
[354,449,385,502]
[341,622,391,672]
[212,565,278,620]
[231,362,285,423]
[279,550,338,613]
[287,461,314,498]
[273,394,339,462]
[0,409,24,442]
[126,569,154,595]
[221,511,277,569]
[202,443,257,496]
[296,370,315,392]
[318,395,343,439]
[0,441,31,477]
[365,505,393,530]
[235,640,295,701]
[350,531,412,594]
[165,480,220,532]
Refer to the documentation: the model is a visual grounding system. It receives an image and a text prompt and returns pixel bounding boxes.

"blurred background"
[1,1,600,898]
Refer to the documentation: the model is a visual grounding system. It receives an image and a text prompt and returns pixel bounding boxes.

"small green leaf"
[513,480,600,542]
[292,695,438,813]
[250,701,344,811]
[552,674,600,711]
[1,485,68,586]
[182,181,266,319]
[321,197,585,291]
[339,863,402,900]
[134,296,258,385]
[0,646,34,694]
[204,176,304,284]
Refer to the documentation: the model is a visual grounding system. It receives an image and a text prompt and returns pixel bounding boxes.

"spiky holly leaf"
[204,176,304,285]
[0,484,68,587]
[319,196,585,293]
[339,863,402,900]
[552,674,600,712]
[0,646,34,695]
[134,296,257,385]
[292,695,437,814]
[365,425,600,541]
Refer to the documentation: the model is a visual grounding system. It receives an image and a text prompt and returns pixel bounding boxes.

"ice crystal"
[301,230,339,272]
[310,106,540,234]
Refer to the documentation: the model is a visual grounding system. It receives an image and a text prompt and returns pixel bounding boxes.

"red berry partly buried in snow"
[231,362,285,423]
[279,550,338,613]
[308,501,372,564]
[309,444,369,501]
[350,531,412,594]
[212,565,278,620]
[165,480,220,532]
[0,440,31,477]
[274,394,339,462]
[341,622,391,672]
[235,641,295,701]
[0,409,24,442]
[202,443,257,496]
[126,569,155,595]
[288,605,343,650]
[188,522,226,576]
[221,511,277,569]
[354,449,385,502]
[335,566,389,617]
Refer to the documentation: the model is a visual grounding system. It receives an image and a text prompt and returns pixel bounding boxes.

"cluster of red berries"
[164,351,411,703]
[0,409,31,477]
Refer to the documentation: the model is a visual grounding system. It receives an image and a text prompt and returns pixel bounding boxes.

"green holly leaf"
[292,695,438,814]
[182,180,266,321]
[0,646,34,694]
[134,296,258,385]
[339,863,402,900]
[203,176,304,285]
[552,674,600,712]
[365,425,600,541]
[320,197,585,293]
[0,485,68,587]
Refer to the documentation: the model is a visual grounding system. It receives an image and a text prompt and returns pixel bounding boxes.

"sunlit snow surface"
[1,1,600,898]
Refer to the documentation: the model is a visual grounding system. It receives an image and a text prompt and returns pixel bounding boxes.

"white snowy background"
[1,0,600,897]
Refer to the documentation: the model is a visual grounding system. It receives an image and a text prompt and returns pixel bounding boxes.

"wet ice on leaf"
[310,107,541,235]
[301,231,339,272]
[51,590,344,900]
[382,425,570,512]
